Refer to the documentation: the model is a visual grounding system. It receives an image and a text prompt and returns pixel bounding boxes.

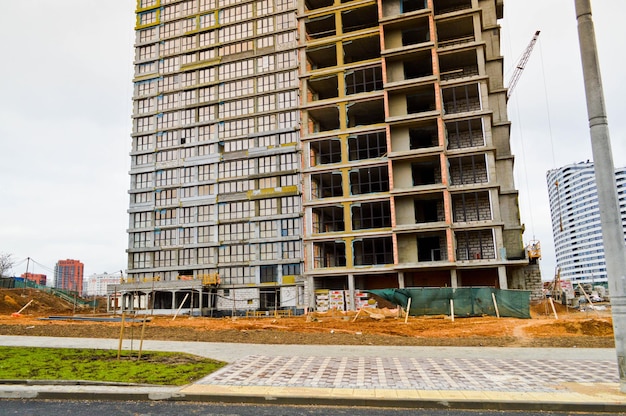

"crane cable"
[506,28,562,243]
[510,88,535,239]
[505,31,539,240]
[538,39,563,232]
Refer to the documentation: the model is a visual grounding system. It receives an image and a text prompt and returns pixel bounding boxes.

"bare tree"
[0,253,14,278]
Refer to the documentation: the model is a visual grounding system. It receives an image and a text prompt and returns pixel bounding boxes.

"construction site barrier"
[368,287,531,319]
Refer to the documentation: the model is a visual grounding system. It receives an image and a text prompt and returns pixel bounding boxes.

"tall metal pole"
[575,0,626,392]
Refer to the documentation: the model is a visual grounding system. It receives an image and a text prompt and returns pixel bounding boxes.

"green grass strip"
[0,346,225,386]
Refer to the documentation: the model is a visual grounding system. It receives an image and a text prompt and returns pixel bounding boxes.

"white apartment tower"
[547,162,626,285]
[124,0,533,315]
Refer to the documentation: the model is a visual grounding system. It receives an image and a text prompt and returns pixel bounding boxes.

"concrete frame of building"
[107,279,217,316]
[124,0,539,316]
[299,0,533,303]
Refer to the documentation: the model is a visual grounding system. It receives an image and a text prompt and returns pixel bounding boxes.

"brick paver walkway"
[197,355,618,393]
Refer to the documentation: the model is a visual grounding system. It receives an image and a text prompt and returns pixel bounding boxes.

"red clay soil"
[0,288,615,348]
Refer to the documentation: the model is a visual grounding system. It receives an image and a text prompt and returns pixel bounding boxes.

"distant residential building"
[546,162,626,284]
[54,259,84,293]
[84,272,122,297]
[21,272,46,286]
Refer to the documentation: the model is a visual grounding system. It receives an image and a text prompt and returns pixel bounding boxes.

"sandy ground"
[0,288,615,348]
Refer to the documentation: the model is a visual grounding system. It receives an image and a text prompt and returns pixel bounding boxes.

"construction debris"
[11,299,33,317]
[310,307,402,321]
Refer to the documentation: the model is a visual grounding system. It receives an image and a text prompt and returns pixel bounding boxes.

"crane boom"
[506,30,541,100]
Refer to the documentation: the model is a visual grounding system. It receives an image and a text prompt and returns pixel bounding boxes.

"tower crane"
[508,30,543,264]
[506,30,541,100]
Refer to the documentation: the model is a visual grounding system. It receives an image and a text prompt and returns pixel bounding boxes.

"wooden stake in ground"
[450,299,454,322]
[404,298,412,324]
[11,299,33,317]
[352,308,362,322]
[549,297,558,320]
[117,313,126,360]
[577,283,597,313]
[138,315,148,360]
[172,293,190,321]
[491,293,500,318]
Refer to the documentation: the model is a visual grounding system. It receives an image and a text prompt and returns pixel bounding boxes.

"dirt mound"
[530,299,579,317]
[0,288,79,315]
[580,319,614,336]
[523,318,613,338]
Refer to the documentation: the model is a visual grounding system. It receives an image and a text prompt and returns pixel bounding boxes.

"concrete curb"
[2,387,626,413]
[0,379,157,387]
[177,392,626,413]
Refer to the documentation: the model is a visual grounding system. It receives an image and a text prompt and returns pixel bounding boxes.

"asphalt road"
[0,400,616,416]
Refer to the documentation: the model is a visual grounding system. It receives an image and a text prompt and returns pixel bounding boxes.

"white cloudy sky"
[502,1,626,281]
[0,1,624,282]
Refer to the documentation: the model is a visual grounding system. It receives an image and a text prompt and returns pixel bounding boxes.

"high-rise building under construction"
[124,0,533,315]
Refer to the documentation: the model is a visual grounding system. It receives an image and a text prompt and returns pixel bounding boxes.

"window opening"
[403,53,433,80]
[446,118,484,149]
[312,206,345,233]
[310,139,342,166]
[414,197,444,223]
[282,263,301,276]
[455,229,495,260]
[345,66,383,95]
[313,241,346,268]
[417,235,446,261]
[409,122,438,149]
[349,166,390,195]
[260,265,278,283]
[351,201,391,229]
[452,191,492,222]
[449,155,488,185]
[411,161,440,186]
[406,87,436,114]
[442,83,481,114]
[401,0,427,13]
[348,131,387,160]
[401,26,429,46]
[353,237,393,265]
[311,172,343,199]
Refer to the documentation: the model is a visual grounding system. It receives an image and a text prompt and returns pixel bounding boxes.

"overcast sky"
[502,1,626,281]
[0,1,624,282]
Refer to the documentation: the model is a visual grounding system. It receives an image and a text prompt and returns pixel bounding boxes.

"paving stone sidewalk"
[196,355,619,392]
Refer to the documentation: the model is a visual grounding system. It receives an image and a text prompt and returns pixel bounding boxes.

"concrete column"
[576,0,626,392]
[497,266,508,289]
[171,291,176,313]
[398,272,405,289]
[347,274,355,311]
[141,292,147,312]
[307,276,316,311]
[450,269,458,288]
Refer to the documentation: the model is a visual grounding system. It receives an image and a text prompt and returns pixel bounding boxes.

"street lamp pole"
[575,0,626,392]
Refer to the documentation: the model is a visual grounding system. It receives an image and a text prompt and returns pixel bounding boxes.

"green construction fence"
[368,287,531,319]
